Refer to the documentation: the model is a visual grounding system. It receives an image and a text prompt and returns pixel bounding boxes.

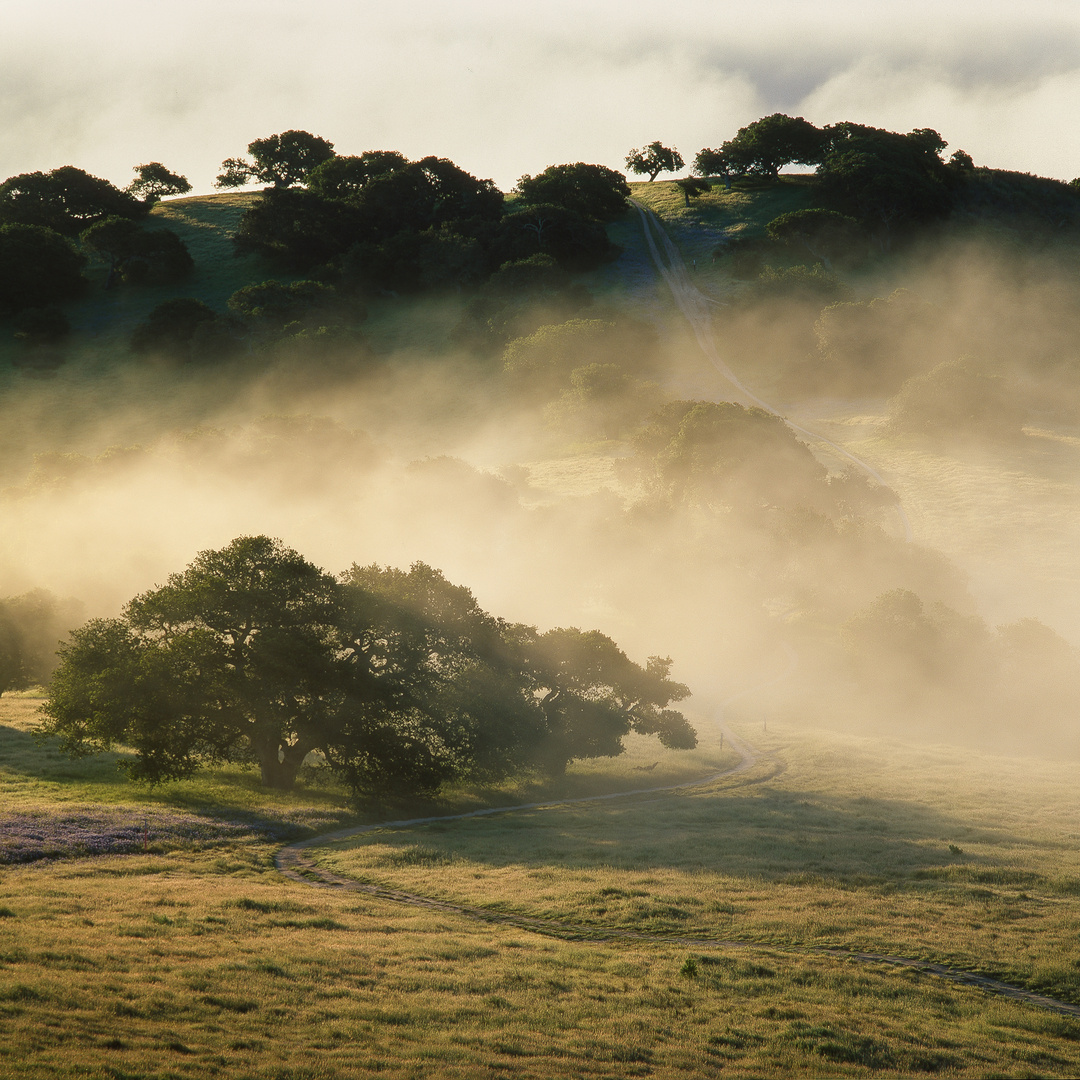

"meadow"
[4,689,1080,1078]
[7,171,1080,1077]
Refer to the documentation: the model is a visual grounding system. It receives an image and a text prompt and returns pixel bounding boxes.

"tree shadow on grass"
[0,722,358,846]
[344,783,1041,888]
[0,721,133,789]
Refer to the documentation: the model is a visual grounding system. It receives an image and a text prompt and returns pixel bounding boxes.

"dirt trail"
[633,203,913,542]
[278,846,1080,1019]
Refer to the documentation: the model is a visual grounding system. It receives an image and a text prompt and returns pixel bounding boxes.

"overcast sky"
[4,1,1080,191]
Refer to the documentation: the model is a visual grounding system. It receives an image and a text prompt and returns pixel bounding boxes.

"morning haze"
[2,11,1080,1075]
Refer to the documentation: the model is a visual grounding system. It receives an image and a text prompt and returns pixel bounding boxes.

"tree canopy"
[230,154,502,274]
[675,177,711,207]
[814,123,954,241]
[0,167,144,235]
[0,223,87,313]
[304,151,409,200]
[625,142,684,182]
[126,163,191,204]
[42,537,695,796]
[81,216,193,287]
[765,209,862,271]
[515,163,630,222]
[719,114,825,179]
[631,400,829,512]
[216,130,337,190]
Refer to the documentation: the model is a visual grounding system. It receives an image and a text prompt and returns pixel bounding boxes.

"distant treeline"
[5,114,1080,330]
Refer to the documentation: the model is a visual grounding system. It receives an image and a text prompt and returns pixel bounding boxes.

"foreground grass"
[6,692,1080,1076]
[6,847,1079,1079]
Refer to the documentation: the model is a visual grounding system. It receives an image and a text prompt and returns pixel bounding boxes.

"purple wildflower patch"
[0,809,256,864]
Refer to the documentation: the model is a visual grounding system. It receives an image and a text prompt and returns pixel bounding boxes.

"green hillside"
[6,127,1080,1078]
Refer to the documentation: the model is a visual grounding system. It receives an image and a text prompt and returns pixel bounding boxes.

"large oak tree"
[42,537,696,795]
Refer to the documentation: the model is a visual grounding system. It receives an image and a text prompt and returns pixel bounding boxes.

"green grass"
[1,194,269,372]
[314,724,1080,1008]
[629,175,817,277]
[6,691,1080,1076]
[8,175,1080,1076]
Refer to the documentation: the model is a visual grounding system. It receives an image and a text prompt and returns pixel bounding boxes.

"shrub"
[886,356,1027,441]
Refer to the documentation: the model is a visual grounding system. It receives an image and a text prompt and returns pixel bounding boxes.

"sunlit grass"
[5,708,1080,1075]
[10,848,1078,1078]
[316,724,1080,1008]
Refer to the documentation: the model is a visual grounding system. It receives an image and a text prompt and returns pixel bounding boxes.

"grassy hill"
[6,165,1080,1076]
[4,690,1080,1077]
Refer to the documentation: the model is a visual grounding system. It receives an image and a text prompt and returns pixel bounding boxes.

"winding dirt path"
[276,727,1080,1019]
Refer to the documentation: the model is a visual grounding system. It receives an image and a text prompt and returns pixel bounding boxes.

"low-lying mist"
[5,228,1080,761]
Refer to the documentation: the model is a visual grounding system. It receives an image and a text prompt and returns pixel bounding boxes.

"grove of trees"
[41,536,696,796]
[217,133,621,297]
[0,161,191,313]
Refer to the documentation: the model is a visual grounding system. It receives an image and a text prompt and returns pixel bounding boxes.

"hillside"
[6,136,1080,1077]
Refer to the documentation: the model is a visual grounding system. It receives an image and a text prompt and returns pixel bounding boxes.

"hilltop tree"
[126,163,191,205]
[216,130,337,190]
[349,157,503,240]
[694,148,742,190]
[515,163,630,221]
[304,151,409,200]
[625,142,684,182]
[720,114,825,179]
[815,123,953,243]
[0,167,143,235]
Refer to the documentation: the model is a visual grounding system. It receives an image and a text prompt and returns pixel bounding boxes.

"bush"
[131,298,223,361]
[503,317,658,391]
[742,264,846,305]
[545,364,663,440]
[456,254,593,347]
[0,223,86,312]
[886,356,1028,441]
[813,289,943,394]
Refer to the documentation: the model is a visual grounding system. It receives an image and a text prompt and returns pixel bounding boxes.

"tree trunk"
[253,734,312,791]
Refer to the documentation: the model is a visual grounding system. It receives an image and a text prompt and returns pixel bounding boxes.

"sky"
[3,1,1080,191]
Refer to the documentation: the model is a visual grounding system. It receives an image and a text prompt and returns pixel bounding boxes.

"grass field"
[8,176,1080,1077]
[5,689,1080,1077]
